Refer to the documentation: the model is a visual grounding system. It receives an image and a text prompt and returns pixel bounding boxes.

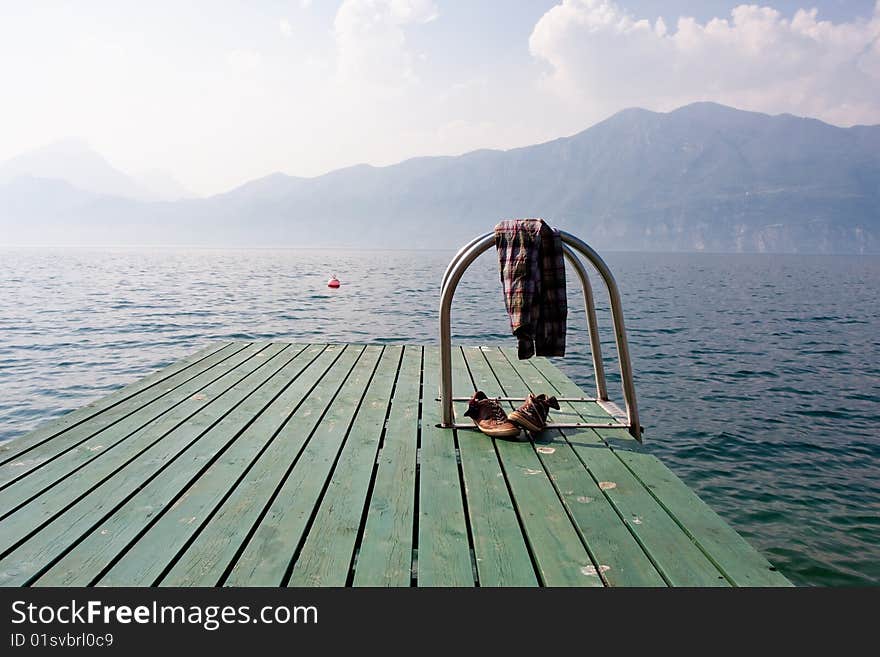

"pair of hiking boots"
[464,391,560,437]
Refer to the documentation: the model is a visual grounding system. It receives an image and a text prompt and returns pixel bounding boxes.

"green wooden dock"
[0,342,790,587]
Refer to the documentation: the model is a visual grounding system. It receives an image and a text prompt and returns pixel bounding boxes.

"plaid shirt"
[495,218,567,359]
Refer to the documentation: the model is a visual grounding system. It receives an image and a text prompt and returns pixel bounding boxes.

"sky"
[1,0,878,195]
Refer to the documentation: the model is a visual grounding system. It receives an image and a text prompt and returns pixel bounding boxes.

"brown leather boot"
[463,391,521,438]
[508,393,560,433]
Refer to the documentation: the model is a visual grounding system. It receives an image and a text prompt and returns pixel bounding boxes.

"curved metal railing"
[439,230,642,441]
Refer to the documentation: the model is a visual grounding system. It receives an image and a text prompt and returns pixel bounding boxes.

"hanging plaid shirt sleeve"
[495,218,567,360]
[534,225,567,357]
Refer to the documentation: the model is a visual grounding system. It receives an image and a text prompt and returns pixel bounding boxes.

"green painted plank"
[497,347,618,423]
[523,353,789,585]
[351,346,421,587]
[158,345,358,586]
[286,346,403,587]
[0,342,231,465]
[524,355,731,587]
[465,347,600,587]
[0,343,269,524]
[487,348,666,587]
[0,343,291,585]
[33,344,327,586]
[0,343,255,506]
[0,343,243,485]
[610,448,792,586]
[559,430,730,587]
[224,345,383,586]
[451,347,538,587]
[413,346,474,587]
[96,345,359,587]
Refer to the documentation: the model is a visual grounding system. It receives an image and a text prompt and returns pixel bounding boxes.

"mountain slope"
[1,103,878,252]
[134,169,197,201]
[0,139,153,201]
[198,102,879,252]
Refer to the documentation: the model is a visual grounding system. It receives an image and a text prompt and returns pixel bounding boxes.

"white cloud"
[300,0,313,8]
[279,19,293,38]
[226,49,262,74]
[334,0,438,87]
[529,0,880,126]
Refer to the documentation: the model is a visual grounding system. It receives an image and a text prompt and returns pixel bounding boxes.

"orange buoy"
[327,274,340,288]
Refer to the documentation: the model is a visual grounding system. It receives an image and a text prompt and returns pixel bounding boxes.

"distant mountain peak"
[32,137,93,155]
[6,137,112,169]
[2,102,878,253]
[673,100,739,113]
[611,106,659,118]
[0,138,153,201]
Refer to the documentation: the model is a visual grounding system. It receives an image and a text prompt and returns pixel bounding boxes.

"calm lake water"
[1,247,878,586]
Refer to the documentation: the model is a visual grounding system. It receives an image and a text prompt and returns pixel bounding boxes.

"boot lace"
[528,397,548,420]
[488,401,508,421]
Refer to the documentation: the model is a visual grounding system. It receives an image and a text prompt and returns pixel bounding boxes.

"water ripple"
[0,247,878,586]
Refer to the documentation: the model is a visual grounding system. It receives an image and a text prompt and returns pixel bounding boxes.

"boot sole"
[508,411,545,433]
[471,420,521,437]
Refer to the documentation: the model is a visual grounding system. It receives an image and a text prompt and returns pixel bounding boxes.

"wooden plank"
[464,347,600,587]
[158,345,359,586]
[286,346,403,587]
[0,342,270,524]
[451,347,538,587]
[524,354,731,587]
[412,345,474,587]
[610,447,792,586]
[0,343,292,585]
[95,345,361,587]
[224,345,384,586]
[33,344,329,586]
[0,343,259,510]
[0,342,231,464]
[0,343,244,487]
[525,352,788,585]
[487,348,666,587]
[497,348,619,423]
[351,346,421,586]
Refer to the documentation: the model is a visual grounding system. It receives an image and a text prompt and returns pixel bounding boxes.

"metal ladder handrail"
[439,229,642,441]
[441,242,608,401]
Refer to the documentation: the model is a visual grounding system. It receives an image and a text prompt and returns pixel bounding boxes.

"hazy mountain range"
[0,139,196,203]
[2,102,878,253]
